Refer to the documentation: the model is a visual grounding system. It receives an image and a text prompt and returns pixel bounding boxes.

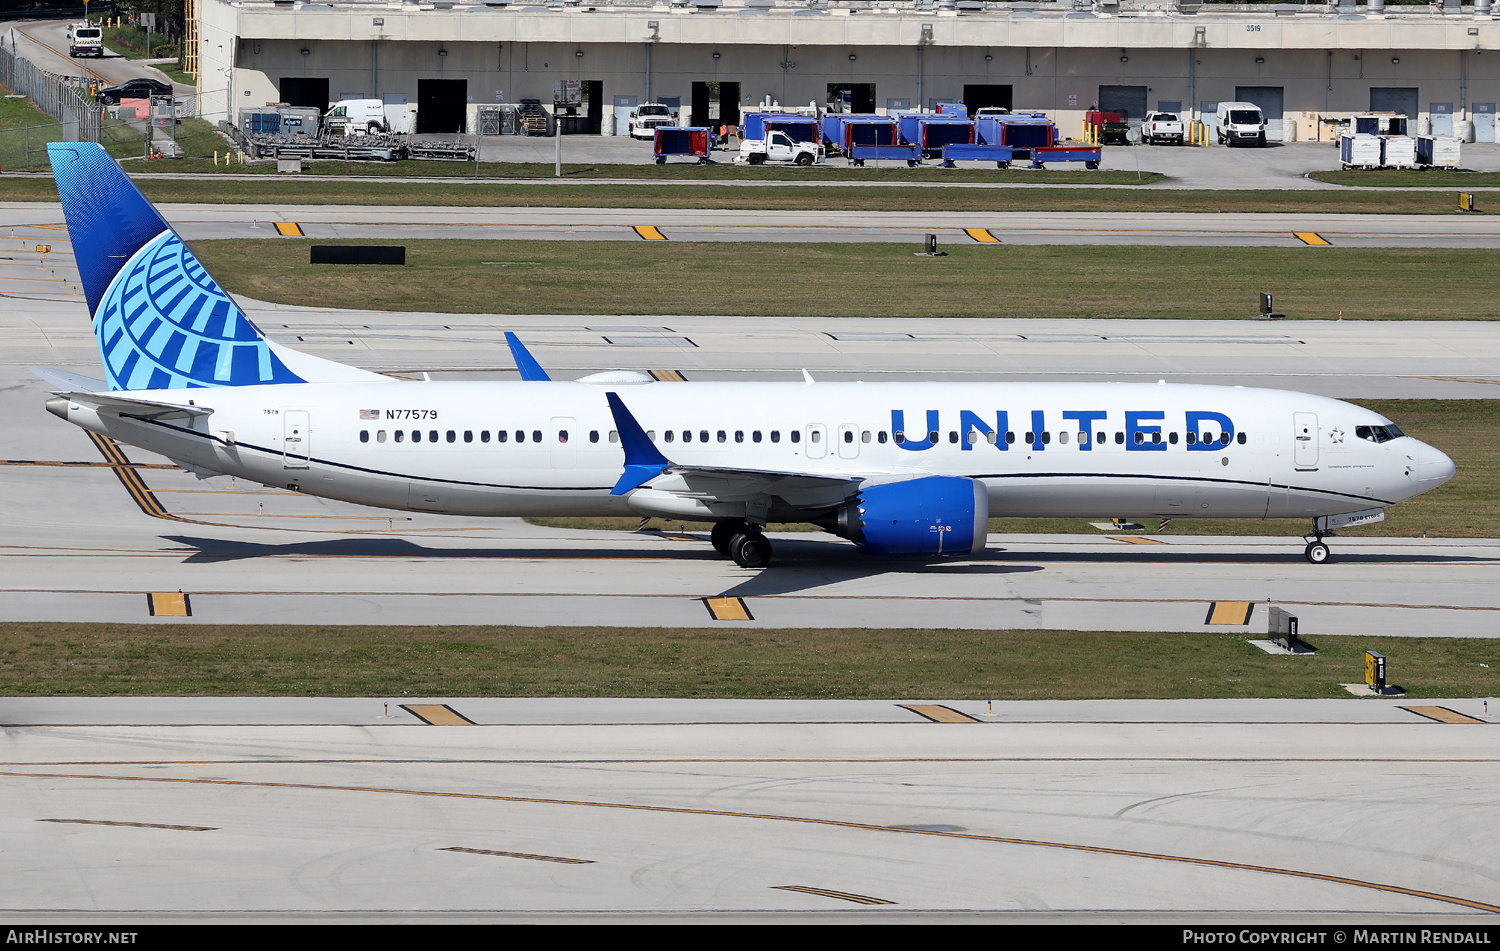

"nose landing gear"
[1303,521,1334,564]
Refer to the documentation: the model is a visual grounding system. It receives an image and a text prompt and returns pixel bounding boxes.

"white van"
[1215,101,1267,147]
[324,99,415,136]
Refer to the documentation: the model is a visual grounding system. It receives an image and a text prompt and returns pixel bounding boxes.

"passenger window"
[665,431,675,443]
[845,430,854,443]
[735,431,744,443]
[532,430,542,443]
[928,431,939,444]
[1005,431,1015,444]
[1186,432,1197,445]
[360,430,369,443]
[771,431,780,443]
[683,430,692,443]
[753,431,762,443]
[811,430,821,443]
[558,430,568,443]
[1134,432,1144,445]
[376,430,387,443]
[464,430,473,443]
[1150,432,1160,444]
[1025,432,1033,443]
[700,430,710,443]
[395,430,404,443]
[1059,431,1069,445]
[447,430,456,443]
[1116,432,1125,445]
[647,431,656,441]
[1042,431,1051,445]
[878,432,887,444]
[610,431,619,443]
[1221,432,1231,445]
[429,430,438,443]
[986,431,996,444]
[515,430,525,443]
[894,431,905,444]
[1079,431,1089,446]
[1168,432,1178,445]
[412,430,422,443]
[862,431,871,443]
[717,430,726,443]
[590,430,599,443]
[791,431,801,444]
[948,431,958,444]
[497,430,507,443]
[1238,432,1247,444]
[481,431,491,443]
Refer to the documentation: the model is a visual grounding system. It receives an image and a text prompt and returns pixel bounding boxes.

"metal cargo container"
[278,106,322,138]
[820,114,899,153]
[1383,135,1418,169]
[898,115,974,156]
[653,126,712,164]
[1353,113,1408,136]
[238,109,282,135]
[974,115,1056,150]
[741,112,819,143]
[1340,133,1382,168]
[1416,134,1461,168]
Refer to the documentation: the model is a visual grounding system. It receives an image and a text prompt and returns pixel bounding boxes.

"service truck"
[629,103,678,140]
[67,22,103,58]
[737,129,823,166]
[1142,111,1185,145]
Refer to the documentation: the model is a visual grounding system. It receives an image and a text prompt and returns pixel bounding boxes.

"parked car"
[96,78,173,104]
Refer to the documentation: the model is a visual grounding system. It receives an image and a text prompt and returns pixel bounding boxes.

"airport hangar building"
[193,0,1500,142]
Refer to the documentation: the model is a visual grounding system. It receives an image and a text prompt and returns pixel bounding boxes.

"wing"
[604,391,859,511]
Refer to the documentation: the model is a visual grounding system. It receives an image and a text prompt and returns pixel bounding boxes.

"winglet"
[605,391,671,495]
[505,332,551,382]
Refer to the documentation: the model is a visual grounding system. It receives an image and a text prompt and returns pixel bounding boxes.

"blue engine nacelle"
[834,476,990,558]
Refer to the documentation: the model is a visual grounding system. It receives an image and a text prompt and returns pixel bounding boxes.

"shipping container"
[898,115,974,156]
[653,126,713,164]
[1340,133,1382,168]
[1416,134,1461,169]
[820,114,899,153]
[741,112,820,143]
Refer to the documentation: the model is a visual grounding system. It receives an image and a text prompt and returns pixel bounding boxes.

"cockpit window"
[1356,424,1405,443]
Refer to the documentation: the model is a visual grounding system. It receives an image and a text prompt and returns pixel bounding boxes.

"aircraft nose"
[1418,442,1455,486]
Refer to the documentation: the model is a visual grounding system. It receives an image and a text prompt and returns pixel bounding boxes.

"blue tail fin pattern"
[49,142,304,391]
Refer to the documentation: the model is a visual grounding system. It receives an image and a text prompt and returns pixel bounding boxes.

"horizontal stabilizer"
[29,366,106,392]
[52,392,213,420]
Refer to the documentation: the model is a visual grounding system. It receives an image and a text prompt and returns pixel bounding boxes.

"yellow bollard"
[213,151,218,166]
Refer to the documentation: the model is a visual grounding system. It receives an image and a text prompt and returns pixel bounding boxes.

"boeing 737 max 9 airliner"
[33,142,1455,568]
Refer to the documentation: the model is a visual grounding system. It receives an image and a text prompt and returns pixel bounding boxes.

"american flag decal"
[360,409,380,420]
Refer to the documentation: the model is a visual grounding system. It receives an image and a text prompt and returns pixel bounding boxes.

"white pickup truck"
[737,130,823,166]
[1142,111,1185,145]
[629,103,678,140]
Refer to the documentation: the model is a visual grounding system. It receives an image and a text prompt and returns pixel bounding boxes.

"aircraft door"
[837,424,860,459]
[805,424,827,460]
[283,410,310,468]
[1293,412,1318,469]
[551,416,576,468]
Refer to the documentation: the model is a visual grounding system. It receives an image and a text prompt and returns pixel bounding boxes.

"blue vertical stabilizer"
[48,142,305,390]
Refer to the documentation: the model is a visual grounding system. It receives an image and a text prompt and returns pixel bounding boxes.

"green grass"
[101,25,176,61]
[0,623,1493,699]
[194,239,1500,322]
[1311,169,1500,189]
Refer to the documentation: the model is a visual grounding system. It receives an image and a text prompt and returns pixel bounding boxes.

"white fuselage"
[52,380,1451,524]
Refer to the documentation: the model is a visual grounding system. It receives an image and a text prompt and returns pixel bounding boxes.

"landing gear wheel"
[729,532,772,569]
[711,520,749,556]
[1304,541,1331,565]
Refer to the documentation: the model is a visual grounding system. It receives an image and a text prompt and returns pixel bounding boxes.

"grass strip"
[1,623,1493,700]
[532,400,1495,540]
[196,239,1500,321]
[0,176,1477,214]
[1310,169,1500,189]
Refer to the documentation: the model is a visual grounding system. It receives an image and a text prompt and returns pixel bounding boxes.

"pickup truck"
[629,103,678,140]
[738,130,823,166]
[1142,111,1185,145]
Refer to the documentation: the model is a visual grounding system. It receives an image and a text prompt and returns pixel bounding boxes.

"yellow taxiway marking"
[442,846,593,864]
[1401,706,1488,724]
[633,225,667,241]
[900,704,981,723]
[401,704,476,726]
[1409,375,1500,387]
[774,885,895,905]
[274,222,304,237]
[703,596,754,621]
[964,228,1002,243]
[4,768,1499,914]
[1205,601,1255,625]
[147,592,191,617]
[1111,536,1167,545]
[1293,232,1331,246]
[648,369,687,382]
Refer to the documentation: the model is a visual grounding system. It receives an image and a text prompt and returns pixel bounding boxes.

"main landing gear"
[711,519,773,569]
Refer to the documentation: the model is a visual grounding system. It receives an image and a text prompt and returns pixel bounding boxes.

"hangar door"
[1097,85,1148,130]
[280,77,329,110]
[417,79,467,134]
[1235,86,1284,140]
[1370,87,1419,121]
[963,84,1013,113]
